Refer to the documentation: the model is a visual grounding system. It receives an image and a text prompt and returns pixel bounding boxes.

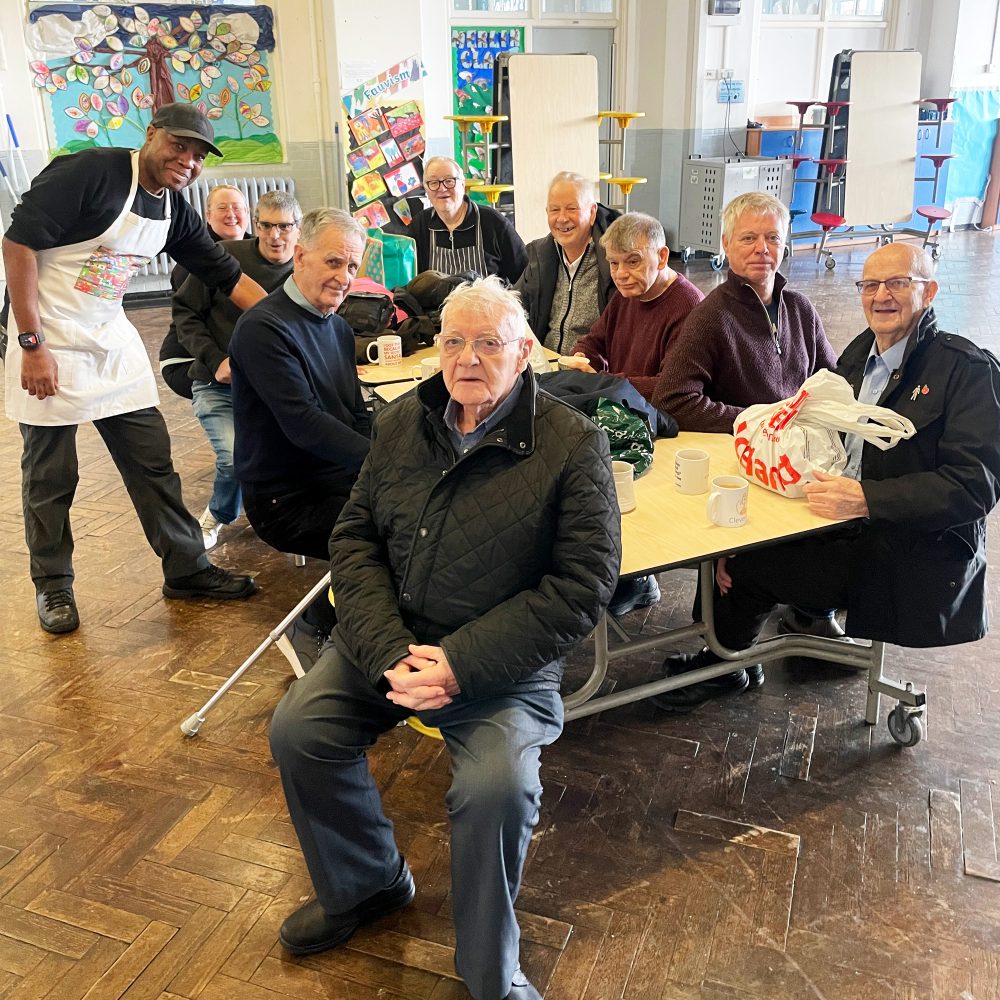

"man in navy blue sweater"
[229,208,371,659]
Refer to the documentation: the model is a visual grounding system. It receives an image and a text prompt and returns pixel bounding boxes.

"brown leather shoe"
[279,859,414,955]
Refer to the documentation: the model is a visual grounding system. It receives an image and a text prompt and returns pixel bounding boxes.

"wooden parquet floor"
[3,230,1000,999]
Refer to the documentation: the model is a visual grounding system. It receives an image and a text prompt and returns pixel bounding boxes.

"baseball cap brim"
[163,127,223,158]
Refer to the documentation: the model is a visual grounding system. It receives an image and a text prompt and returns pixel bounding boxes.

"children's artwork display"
[26,3,281,163]
[450,27,523,181]
[341,56,428,233]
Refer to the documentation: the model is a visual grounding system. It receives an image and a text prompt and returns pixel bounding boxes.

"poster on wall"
[26,3,282,164]
[341,56,427,234]
[450,27,523,183]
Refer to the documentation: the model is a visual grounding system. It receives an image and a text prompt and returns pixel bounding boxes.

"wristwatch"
[17,331,45,349]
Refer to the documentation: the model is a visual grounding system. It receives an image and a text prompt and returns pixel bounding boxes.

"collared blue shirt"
[444,377,524,456]
[843,335,909,479]
[283,274,332,318]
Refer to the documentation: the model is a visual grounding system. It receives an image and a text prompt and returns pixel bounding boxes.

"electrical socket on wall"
[720,68,734,79]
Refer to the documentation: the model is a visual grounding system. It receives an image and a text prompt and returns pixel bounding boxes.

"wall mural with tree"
[26,3,281,163]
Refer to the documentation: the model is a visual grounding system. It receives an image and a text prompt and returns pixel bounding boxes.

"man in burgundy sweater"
[563,212,703,402]
[650,191,841,713]
[562,212,703,617]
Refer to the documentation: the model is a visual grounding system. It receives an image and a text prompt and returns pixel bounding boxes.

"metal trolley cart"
[679,155,793,270]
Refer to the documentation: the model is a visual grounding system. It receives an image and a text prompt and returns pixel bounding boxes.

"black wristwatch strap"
[17,331,45,349]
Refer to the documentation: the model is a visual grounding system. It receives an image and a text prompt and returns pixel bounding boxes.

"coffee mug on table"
[707,475,748,527]
[366,334,402,366]
[674,448,710,495]
[612,460,636,514]
[412,357,440,380]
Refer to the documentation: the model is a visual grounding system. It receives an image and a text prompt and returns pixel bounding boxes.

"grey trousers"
[20,408,208,592]
[269,642,564,1000]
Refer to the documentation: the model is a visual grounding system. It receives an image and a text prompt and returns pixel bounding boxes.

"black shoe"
[36,589,80,634]
[505,969,542,1000]
[288,614,328,674]
[777,606,847,640]
[279,859,415,956]
[650,649,763,714]
[162,564,257,601]
[608,575,661,617]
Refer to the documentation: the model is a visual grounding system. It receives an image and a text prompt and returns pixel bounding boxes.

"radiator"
[129,173,295,296]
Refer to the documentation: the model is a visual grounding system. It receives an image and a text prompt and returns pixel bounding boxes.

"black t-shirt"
[4,146,241,299]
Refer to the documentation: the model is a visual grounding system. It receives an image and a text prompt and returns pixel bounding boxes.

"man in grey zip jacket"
[515,171,619,355]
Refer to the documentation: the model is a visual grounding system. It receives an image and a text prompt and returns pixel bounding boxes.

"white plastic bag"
[732,369,916,497]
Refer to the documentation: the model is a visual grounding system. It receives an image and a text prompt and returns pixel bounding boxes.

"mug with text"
[674,448,710,495]
[366,334,402,367]
[707,475,748,528]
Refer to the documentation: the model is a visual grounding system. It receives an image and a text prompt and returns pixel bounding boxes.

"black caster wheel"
[824,255,837,270]
[887,705,923,747]
[711,254,726,272]
[681,247,693,265]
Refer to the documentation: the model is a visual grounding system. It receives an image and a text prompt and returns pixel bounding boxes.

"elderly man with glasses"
[269,276,621,1000]
[651,242,1000,714]
[172,190,303,549]
[410,156,527,284]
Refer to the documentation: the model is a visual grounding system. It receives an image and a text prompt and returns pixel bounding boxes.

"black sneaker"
[162,564,257,600]
[36,589,80,634]
[650,648,763,714]
[608,575,661,617]
[279,858,415,956]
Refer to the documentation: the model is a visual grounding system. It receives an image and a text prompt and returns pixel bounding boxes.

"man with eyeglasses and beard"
[652,242,1000,713]
[268,276,620,1000]
[410,156,527,284]
[172,190,303,549]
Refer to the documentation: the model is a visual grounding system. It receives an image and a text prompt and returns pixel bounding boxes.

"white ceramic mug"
[707,475,748,528]
[674,448,710,495]
[366,334,402,367]
[612,460,636,514]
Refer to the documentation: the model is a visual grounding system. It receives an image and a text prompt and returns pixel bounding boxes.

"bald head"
[860,242,938,349]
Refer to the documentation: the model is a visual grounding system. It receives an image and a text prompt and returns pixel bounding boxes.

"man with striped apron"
[410,157,527,285]
[2,104,264,634]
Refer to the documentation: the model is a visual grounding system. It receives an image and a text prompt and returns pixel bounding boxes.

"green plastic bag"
[591,396,654,477]
[366,228,417,289]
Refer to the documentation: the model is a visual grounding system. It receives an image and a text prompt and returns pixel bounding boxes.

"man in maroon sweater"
[562,212,703,617]
[562,213,703,403]
[650,192,842,712]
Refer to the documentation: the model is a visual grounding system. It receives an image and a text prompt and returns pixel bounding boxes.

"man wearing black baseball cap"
[150,102,224,159]
[1,102,267,635]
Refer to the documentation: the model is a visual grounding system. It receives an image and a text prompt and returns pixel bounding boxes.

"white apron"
[5,150,167,426]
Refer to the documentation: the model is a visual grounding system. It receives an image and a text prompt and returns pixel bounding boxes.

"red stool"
[787,101,815,151]
[817,101,850,121]
[917,153,956,260]
[811,211,845,269]
[814,157,848,210]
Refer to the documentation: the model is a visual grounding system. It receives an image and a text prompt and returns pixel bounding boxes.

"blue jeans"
[191,380,241,524]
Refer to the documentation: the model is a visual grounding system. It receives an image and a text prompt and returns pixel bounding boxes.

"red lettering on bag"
[767,389,809,432]
[769,453,802,492]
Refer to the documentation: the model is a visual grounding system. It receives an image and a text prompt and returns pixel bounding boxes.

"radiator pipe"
[308,0,331,204]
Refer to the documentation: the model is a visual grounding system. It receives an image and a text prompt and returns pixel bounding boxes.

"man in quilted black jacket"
[269,277,621,999]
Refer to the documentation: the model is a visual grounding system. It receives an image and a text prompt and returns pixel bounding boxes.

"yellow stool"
[607,176,647,212]
[471,183,514,207]
[445,114,509,184]
[406,716,443,740]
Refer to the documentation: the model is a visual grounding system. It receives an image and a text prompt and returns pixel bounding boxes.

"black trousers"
[20,408,207,592]
[714,528,857,649]
[243,480,353,563]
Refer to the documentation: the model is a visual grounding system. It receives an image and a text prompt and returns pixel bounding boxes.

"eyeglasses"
[256,220,299,233]
[425,177,459,192]
[855,276,929,296]
[435,334,522,357]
